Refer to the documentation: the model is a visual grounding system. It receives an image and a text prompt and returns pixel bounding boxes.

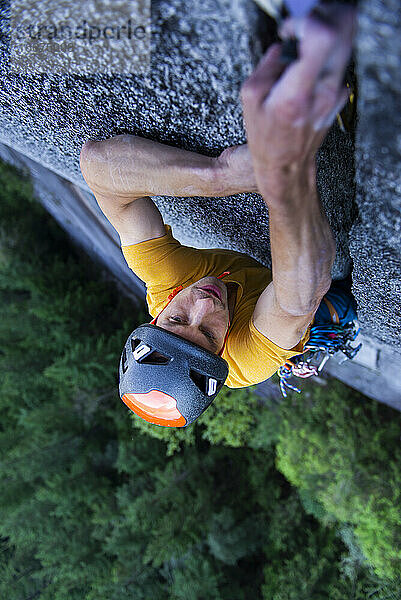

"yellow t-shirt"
[121,224,311,388]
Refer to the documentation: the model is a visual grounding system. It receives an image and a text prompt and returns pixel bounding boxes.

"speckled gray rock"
[0,0,398,348]
[350,0,401,348]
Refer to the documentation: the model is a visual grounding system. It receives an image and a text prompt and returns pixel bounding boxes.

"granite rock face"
[350,0,401,348]
[0,0,399,348]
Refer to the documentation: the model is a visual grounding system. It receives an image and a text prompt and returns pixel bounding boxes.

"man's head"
[118,276,231,428]
[154,276,230,354]
[119,310,230,427]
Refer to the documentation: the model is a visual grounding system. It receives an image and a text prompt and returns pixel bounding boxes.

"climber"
[79,3,358,427]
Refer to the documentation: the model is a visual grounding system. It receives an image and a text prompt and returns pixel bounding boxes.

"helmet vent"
[121,348,128,374]
[190,369,208,394]
[131,338,142,352]
[140,351,171,365]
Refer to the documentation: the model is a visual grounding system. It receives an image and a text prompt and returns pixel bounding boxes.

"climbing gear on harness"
[278,321,362,397]
[277,280,362,397]
[119,323,229,428]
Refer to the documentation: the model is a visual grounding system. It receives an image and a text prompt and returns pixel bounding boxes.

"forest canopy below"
[0,159,400,599]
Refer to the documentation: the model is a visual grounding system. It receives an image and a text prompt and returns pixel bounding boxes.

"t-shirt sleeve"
[224,308,312,388]
[121,224,208,292]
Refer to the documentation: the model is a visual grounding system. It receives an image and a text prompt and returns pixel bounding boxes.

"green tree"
[275,382,401,580]
[0,160,161,599]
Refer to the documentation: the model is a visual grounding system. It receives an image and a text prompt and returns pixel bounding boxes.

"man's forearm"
[263,162,336,315]
[80,134,253,200]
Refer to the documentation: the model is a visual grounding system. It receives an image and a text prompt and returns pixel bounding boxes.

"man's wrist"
[211,157,234,196]
[213,145,259,196]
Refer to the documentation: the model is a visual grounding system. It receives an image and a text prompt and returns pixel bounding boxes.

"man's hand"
[241,3,356,201]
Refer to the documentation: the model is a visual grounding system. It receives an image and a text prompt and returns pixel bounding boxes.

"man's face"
[155,276,230,354]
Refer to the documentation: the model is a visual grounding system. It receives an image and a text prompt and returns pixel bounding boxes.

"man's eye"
[170,317,215,342]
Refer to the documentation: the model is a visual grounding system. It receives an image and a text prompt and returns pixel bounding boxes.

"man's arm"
[262,163,335,316]
[80,135,258,202]
[252,163,335,349]
[251,156,336,348]
[243,6,355,325]
[79,136,258,246]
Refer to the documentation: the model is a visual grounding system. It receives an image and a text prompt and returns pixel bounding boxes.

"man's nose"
[190,297,216,323]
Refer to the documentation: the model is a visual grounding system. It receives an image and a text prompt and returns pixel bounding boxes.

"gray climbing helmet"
[119,323,229,427]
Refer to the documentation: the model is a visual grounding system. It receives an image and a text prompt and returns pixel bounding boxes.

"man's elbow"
[80,140,100,185]
[80,135,129,191]
[79,140,114,195]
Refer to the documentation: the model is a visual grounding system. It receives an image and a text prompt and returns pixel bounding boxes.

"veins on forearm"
[266,172,336,314]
